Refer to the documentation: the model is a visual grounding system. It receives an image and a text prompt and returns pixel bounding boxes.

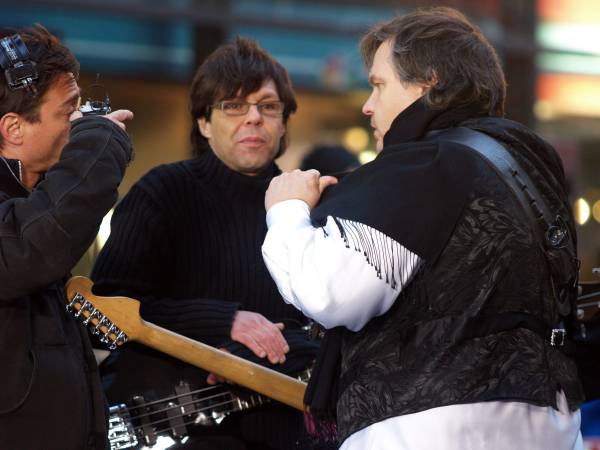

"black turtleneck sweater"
[92,149,306,345]
[91,151,319,450]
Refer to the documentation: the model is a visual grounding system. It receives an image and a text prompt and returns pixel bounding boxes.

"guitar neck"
[138,320,306,411]
[64,277,307,412]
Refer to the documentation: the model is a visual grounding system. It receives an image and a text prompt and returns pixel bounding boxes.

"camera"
[79,75,111,116]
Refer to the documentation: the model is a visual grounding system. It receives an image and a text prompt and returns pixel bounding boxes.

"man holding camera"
[0,25,134,450]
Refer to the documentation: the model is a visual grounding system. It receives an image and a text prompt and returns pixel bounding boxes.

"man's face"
[362,39,426,151]
[198,79,286,176]
[22,72,80,172]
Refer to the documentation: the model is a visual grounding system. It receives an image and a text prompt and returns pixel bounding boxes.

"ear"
[197,117,212,140]
[422,69,438,92]
[0,113,25,147]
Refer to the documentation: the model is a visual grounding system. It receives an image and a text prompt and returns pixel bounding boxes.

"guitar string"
[129,396,264,435]
[121,369,311,419]
[127,391,233,421]
[148,406,260,437]
[116,370,312,438]
[120,384,225,413]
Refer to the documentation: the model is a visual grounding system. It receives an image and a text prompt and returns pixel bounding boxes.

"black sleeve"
[0,116,133,299]
[91,182,240,347]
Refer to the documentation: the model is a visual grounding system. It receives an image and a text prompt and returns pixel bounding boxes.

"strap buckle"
[550,328,566,347]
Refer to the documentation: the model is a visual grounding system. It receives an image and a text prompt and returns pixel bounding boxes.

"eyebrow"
[61,89,82,109]
[368,74,382,86]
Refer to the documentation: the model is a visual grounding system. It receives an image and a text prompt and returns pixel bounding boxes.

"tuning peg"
[74,299,93,319]
[83,307,99,326]
[66,292,85,313]
[93,316,110,335]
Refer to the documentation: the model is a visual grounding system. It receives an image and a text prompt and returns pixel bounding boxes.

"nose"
[362,91,375,116]
[245,104,264,124]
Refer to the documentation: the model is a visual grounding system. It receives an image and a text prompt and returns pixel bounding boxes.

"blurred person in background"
[0,25,134,450]
[263,7,584,450]
[300,144,360,176]
[92,37,323,450]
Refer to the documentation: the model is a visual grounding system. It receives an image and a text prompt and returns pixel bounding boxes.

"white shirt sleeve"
[262,199,421,332]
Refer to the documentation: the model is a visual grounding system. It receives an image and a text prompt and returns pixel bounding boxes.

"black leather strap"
[425,127,573,344]
[428,127,556,248]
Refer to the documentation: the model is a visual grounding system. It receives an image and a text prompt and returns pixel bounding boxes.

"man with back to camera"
[0,25,134,450]
[91,37,323,449]
[263,7,585,450]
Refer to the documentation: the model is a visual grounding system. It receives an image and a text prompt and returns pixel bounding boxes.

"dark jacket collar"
[383,98,487,147]
[0,157,29,199]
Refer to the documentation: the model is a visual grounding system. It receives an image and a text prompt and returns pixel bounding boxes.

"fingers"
[230,311,290,364]
[108,109,134,122]
[319,175,338,193]
[265,169,324,210]
[69,110,83,122]
[102,109,134,131]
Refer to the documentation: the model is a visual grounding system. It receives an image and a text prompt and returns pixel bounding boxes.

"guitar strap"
[425,127,576,346]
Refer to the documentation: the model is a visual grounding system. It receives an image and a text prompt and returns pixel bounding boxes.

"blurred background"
[0,0,598,275]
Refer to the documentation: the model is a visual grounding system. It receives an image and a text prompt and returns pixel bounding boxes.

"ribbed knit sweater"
[91,151,321,449]
[92,149,306,346]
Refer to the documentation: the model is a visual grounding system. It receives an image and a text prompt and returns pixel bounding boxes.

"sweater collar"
[191,148,279,191]
[383,98,487,147]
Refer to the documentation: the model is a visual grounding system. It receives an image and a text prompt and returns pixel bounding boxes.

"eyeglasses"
[211,100,285,117]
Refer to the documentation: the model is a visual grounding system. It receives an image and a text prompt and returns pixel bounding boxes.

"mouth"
[239,136,266,147]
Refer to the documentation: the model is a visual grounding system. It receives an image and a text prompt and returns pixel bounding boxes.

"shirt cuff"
[266,199,311,229]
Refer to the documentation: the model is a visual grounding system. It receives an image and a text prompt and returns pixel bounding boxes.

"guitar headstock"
[65,276,143,350]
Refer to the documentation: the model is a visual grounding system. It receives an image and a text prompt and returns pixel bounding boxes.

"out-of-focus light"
[537,23,600,56]
[574,198,590,225]
[534,100,555,121]
[537,52,600,77]
[343,127,369,153]
[538,0,600,25]
[96,209,113,250]
[592,201,600,223]
[358,150,377,164]
[537,73,600,118]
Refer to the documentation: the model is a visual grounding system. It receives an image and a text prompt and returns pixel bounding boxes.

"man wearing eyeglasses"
[91,38,321,450]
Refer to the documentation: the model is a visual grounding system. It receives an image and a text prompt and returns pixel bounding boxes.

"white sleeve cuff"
[266,199,311,229]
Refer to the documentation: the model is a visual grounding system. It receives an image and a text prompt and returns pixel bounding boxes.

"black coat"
[0,116,133,450]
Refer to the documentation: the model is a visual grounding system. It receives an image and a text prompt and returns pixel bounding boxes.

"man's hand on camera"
[69,109,134,131]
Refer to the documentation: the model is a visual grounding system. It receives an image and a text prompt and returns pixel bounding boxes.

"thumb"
[319,176,338,194]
